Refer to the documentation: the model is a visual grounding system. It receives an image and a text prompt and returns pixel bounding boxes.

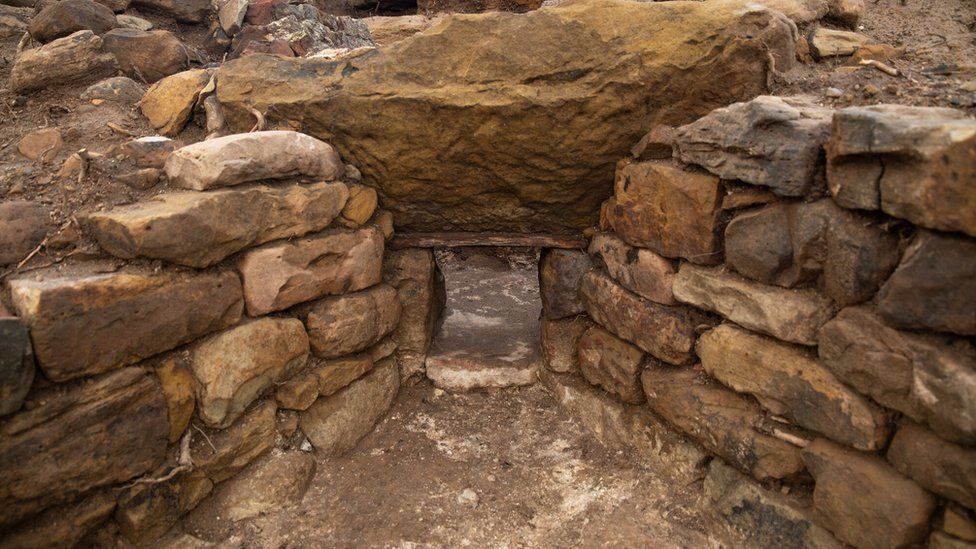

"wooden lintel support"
[389,232,588,250]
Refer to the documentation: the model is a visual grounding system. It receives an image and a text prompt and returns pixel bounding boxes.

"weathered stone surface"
[630,124,675,161]
[155,357,196,442]
[313,353,374,397]
[338,184,377,227]
[9,270,243,382]
[116,13,152,29]
[29,0,115,43]
[238,226,384,316]
[539,368,707,476]
[300,358,398,456]
[827,0,864,27]
[540,315,592,374]
[580,270,703,365]
[578,325,644,405]
[0,317,33,417]
[217,0,247,35]
[190,451,315,523]
[101,28,186,82]
[673,264,835,346]
[114,471,211,546]
[539,249,590,319]
[87,182,349,268]
[606,161,724,264]
[674,96,831,197]
[382,249,444,378]
[877,231,976,336]
[826,105,976,236]
[362,14,442,45]
[810,28,870,57]
[191,399,277,483]
[302,284,400,359]
[140,68,212,136]
[703,459,843,549]
[0,367,168,527]
[588,232,676,305]
[819,306,976,445]
[131,0,210,22]
[888,422,976,511]
[0,200,49,267]
[10,30,117,93]
[17,128,62,163]
[699,324,888,450]
[165,131,344,191]
[190,318,308,429]
[120,136,176,168]
[929,531,976,549]
[641,366,807,482]
[275,372,319,410]
[721,181,778,211]
[0,4,31,39]
[216,0,795,232]
[1,490,115,549]
[81,75,144,103]
[803,438,937,549]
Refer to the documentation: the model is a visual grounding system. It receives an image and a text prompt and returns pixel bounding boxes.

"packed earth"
[0,0,974,547]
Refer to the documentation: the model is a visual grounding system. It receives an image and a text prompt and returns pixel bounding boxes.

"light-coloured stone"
[803,438,937,549]
[673,263,835,346]
[191,399,277,483]
[101,28,186,82]
[887,422,976,511]
[275,372,320,411]
[698,324,888,450]
[302,284,401,359]
[810,28,870,57]
[827,0,864,27]
[819,306,976,445]
[190,318,309,429]
[300,358,398,456]
[155,357,196,442]
[361,14,442,45]
[237,226,384,316]
[87,182,349,268]
[588,232,676,305]
[578,325,644,405]
[17,128,62,163]
[164,131,344,190]
[540,315,592,374]
[9,270,243,382]
[339,184,378,227]
[382,249,444,378]
[140,68,212,136]
[10,30,117,92]
[313,354,374,397]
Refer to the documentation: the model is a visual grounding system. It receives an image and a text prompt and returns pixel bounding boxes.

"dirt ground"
[174,381,719,548]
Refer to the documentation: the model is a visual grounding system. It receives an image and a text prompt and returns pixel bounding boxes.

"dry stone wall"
[540,96,976,549]
[0,130,411,546]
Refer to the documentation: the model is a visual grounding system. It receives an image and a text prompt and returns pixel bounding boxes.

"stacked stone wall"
[0,130,410,546]
[539,96,976,549]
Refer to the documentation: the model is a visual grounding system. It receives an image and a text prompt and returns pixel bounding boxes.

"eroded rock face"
[803,438,936,549]
[10,30,117,93]
[578,325,644,404]
[875,231,976,337]
[9,271,243,382]
[140,68,212,136]
[606,161,724,264]
[216,0,796,232]
[641,366,806,482]
[2,490,116,549]
[302,284,401,358]
[887,422,976,511]
[383,249,444,378]
[580,270,704,365]
[588,232,676,305]
[826,105,976,237]
[237,226,384,316]
[674,96,832,197]
[29,0,116,43]
[698,324,888,450]
[190,318,309,429]
[540,315,592,374]
[191,399,277,483]
[539,249,590,319]
[101,28,187,82]
[300,357,398,456]
[819,306,976,445]
[0,367,169,527]
[87,182,349,268]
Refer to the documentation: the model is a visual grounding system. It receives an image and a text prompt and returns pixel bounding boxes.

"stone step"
[424,248,542,392]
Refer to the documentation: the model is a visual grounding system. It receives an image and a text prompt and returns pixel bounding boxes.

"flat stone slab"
[425,249,542,391]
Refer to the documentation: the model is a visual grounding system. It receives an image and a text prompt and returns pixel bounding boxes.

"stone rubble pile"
[0,130,416,546]
[538,96,976,549]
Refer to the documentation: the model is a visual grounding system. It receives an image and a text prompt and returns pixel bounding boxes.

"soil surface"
[176,380,718,548]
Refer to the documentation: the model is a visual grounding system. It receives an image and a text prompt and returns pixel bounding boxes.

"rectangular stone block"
[9,270,244,382]
[698,324,888,450]
[887,422,976,511]
[606,160,723,264]
[382,248,445,379]
[819,306,976,445]
[580,270,704,365]
[87,182,349,268]
[540,315,592,374]
[588,231,676,305]
[641,366,807,482]
[300,284,401,359]
[673,263,835,346]
[237,226,384,316]
[539,249,591,319]
[191,399,277,483]
[803,438,937,549]
[313,353,375,397]
[0,367,169,527]
[826,105,976,237]
[578,325,645,404]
